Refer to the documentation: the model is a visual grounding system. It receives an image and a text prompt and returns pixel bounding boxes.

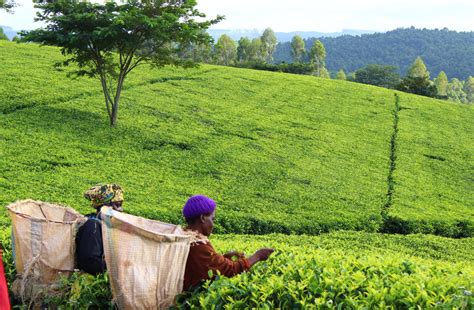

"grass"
[0,40,393,234]
[0,41,473,236]
[1,40,473,307]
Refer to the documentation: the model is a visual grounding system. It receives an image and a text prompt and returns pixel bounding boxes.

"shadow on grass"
[147,76,203,85]
[3,105,201,155]
[3,105,124,146]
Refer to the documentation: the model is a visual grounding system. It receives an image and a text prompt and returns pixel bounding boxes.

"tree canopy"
[291,35,305,63]
[407,56,430,79]
[0,0,16,12]
[397,56,437,98]
[214,34,237,66]
[237,37,252,63]
[446,78,468,103]
[273,28,474,80]
[309,40,326,77]
[335,69,346,80]
[261,28,277,63]
[354,64,400,89]
[463,76,474,103]
[434,71,449,97]
[22,0,222,126]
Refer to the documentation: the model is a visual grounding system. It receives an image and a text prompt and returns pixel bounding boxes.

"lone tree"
[397,56,436,98]
[434,71,449,98]
[309,40,326,77]
[260,28,277,63]
[22,0,222,126]
[463,76,474,103]
[335,69,346,80]
[237,37,251,63]
[355,64,400,89]
[214,34,237,66]
[290,35,305,63]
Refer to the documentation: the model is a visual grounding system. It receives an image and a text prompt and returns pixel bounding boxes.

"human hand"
[248,248,275,267]
[255,248,274,261]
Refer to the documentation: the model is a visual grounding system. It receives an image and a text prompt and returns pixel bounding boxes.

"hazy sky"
[1,0,473,32]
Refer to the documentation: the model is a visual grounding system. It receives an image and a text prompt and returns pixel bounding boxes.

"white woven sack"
[6,199,86,284]
[100,207,191,309]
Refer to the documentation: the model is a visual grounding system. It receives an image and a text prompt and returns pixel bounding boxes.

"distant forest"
[273,28,474,80]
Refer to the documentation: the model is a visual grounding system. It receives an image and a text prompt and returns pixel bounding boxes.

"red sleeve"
[184,242,250,290]
[204,243,250,277]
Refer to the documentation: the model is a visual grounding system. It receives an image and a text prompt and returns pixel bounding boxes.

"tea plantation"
[0,41,473,307]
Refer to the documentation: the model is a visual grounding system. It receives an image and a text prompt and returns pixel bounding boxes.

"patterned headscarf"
[84,183,124,208]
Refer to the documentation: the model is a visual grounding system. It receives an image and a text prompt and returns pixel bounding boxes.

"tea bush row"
[176,236,473,309]
[2,230,472,308]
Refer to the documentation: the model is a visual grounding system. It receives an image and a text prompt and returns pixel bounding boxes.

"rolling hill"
[0,40,472,237]
[0,40,473,307]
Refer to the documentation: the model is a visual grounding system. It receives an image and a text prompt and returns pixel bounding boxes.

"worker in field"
[76,183,124,275]
[182,195,274,291]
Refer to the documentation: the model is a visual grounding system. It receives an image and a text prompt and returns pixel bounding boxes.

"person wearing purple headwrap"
[182,195,274,291]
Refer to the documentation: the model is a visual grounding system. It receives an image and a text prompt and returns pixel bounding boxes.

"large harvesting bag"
[100,207,192,309]
[6,199,86,284]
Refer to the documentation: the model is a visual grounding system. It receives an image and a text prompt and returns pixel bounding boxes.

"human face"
[201,210,215,236]
[111,201,123,212]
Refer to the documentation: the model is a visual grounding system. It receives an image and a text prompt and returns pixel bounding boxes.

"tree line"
[352,59,474,104]
[180,29,330,78]
[180,29,473,104]
[274,27,474,81]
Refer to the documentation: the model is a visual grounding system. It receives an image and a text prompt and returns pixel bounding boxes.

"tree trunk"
[109,73,126,127]
[110,104,118,127]
[99,74,114,126]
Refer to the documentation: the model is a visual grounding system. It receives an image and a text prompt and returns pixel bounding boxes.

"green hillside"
[0,40,473,308]
[0,41,473,236]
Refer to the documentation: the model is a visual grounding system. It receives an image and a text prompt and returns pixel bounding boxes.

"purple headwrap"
[182,195,216,220]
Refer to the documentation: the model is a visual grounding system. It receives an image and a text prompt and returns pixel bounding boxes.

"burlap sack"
[6,199,86,284]
[100,207,191,309]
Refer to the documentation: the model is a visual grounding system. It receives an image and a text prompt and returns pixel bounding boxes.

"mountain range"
[207,28,376,42]
[0,25,17,40]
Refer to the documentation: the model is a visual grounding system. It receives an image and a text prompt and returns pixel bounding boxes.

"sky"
[1,0,473,32]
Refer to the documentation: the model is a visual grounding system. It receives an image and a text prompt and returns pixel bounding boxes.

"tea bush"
[2,230,472,308]
[176,235,473,308]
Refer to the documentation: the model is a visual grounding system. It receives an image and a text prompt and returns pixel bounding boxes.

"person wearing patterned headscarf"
[76,183,124,275]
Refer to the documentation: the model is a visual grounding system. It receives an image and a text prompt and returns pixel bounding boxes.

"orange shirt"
[183,241,250,291]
